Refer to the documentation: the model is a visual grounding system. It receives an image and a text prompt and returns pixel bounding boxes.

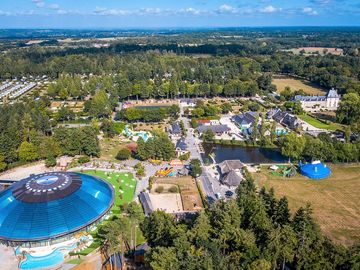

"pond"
[202,144,288,164]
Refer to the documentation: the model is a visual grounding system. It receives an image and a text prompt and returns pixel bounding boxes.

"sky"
[0,0,359,28]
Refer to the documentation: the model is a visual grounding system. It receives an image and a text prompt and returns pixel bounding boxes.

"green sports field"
[82,170,137,207]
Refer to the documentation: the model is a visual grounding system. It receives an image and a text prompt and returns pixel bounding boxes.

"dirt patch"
[0,161,49,181]
[148,193,183,213]
[254,164,360,246]
[155,176,204,211]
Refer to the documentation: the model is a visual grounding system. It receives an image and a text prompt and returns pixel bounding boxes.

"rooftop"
[197,125,230,134]
[219,160,244,174]
[233,111,258,126]
[0,172,114,242]
[171,123,182,134]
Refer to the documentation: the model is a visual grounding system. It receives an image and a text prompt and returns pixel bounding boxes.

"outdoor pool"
[18,242,78,270]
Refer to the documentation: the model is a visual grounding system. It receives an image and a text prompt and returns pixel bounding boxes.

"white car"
[215,192,222,199]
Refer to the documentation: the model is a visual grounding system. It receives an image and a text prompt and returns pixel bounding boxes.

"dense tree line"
[281,132,360,163]
[141,176,360,270]
[0,101,100,171]
[116,105,180,123]
[136,131,175,161]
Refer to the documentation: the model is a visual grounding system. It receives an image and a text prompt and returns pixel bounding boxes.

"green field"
[298,114,342,130]
[254,164,360,246]
[82,170,137,207]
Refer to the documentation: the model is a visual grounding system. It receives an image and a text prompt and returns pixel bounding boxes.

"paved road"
[179,102,217,203]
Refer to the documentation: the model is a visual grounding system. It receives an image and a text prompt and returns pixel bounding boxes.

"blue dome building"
[299,161,331,180]
[0,172,114,247]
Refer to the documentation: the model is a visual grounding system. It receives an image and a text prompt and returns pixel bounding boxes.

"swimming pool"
[135,131,149,141]
[18,242,78,270]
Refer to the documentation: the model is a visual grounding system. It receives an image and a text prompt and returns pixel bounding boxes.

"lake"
[202,144,287,164]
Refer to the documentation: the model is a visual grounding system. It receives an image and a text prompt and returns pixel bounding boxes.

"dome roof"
[300,161,331,179]
[0,172,114,242]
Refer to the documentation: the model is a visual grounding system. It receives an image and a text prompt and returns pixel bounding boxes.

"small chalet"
[218,160,245,187]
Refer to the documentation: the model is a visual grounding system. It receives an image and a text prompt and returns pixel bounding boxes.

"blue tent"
[299,161,331,179]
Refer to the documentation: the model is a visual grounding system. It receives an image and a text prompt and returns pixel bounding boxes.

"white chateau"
[294,88,341,112]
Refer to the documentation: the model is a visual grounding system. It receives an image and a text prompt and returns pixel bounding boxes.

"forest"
[138,174,360,270]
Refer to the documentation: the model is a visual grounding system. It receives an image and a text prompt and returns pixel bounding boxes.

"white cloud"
[179,8,202,15]
[36,2,45,8]
[310,0,331,5]
[49,4,60,10]
[0,10,11,16]
[260,5,279,13]
[303,7,318,15]
[94,7,131,16]
[217,4,237,14]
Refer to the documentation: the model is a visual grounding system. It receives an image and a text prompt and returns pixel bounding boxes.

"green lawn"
[81,170,137,207]
[298,114,342,130]
[67,258,83,265]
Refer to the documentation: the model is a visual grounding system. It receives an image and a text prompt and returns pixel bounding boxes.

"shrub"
[45,156,57,167]
[179,152,190,161]
[168,186,178,193]
[116,148,131,160]
[78,155,90,164]
[155,186,164,193]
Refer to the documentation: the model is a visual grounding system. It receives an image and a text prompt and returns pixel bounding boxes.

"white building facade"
[294,88,341,112]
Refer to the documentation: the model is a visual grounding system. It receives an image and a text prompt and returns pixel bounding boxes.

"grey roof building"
[222,170,244,187]
[219,160,244,174]
[138,192,154,216]
[232,111,258,128]
[171,123,182,135]
[176,138,187,151]
[272,109,300,130]
[218,160,245,187]
[197,125,230,134]
[294,88,340,111]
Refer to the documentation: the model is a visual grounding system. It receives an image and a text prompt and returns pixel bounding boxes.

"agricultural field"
[298,114,343,130]
[289,47,344,56]
[273,77,325,95]
[82,170,137,207]
[254,164,360,246]
[155,176,204,211]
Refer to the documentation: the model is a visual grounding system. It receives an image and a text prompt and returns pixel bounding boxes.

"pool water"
[135,132,149,141]
[18,242,78,270]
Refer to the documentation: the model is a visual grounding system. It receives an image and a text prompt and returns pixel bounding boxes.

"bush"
[116,148,131,160]
[179,152,190,161]
[78,155,90,164]
[45,156,57,167]
[155,186,164,193]
[168,186,178,193]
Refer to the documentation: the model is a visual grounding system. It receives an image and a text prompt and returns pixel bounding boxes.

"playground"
[269,164,296,178]
[81,170,137,207]
[123,125,152,142]
[155,167,174,177]
[254,163,360,246]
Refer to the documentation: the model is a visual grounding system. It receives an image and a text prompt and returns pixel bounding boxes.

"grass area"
[273,77,325,95]
[67,258,83,265]
[82,170,137,207]
[99,137,129,162]
[254,164,360,246]
[289,47,343,56]
[298,114,342,130]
